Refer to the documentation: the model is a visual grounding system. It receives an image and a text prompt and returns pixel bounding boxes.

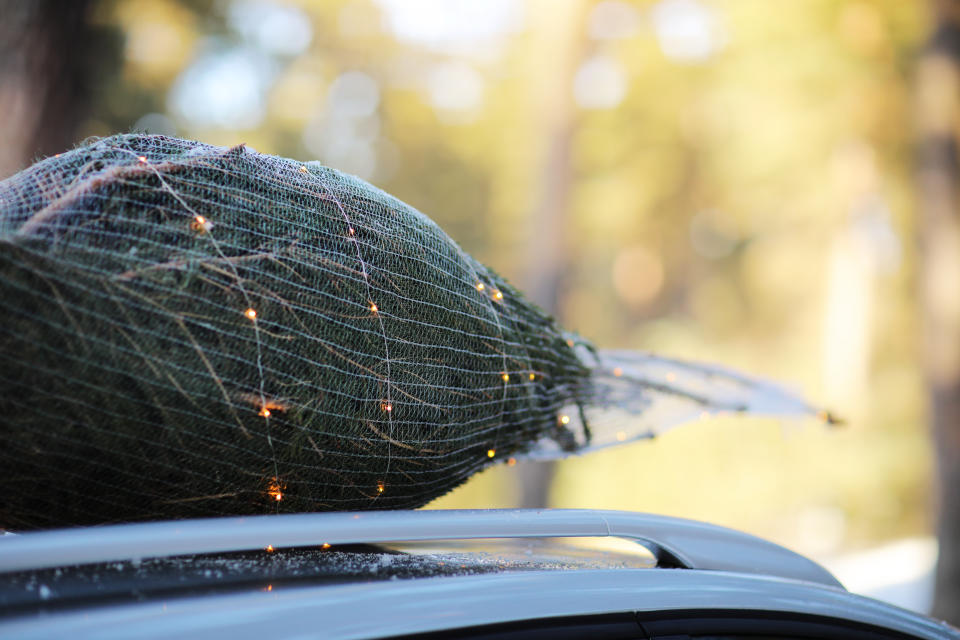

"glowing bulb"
[566,339,575,347]
[321,543,331,550]
[266,584,273,592]
[507,457,517,466]
[190,215,212,233]
[370,302,378,314]
[613,367,623,377]
[265,545,275,552]
[492,290,503,301]
[349,227,355,236]
[528,373,536,381]
[299,165,308,173]
[502,373,510,382]
[138,156,147,163]
[244,308,257,321]
[616,431,627,442]
[476,282,485,291]
[559,414,571,425]
[382,402,392,412]
[259,407,271,418]
[376,481,385,494]
[487,449,496,458]
[268,480,283,502]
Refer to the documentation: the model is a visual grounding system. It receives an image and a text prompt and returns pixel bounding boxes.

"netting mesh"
[0,134,823,530]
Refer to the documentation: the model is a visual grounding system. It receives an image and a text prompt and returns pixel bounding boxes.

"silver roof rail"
[0,509,842,588]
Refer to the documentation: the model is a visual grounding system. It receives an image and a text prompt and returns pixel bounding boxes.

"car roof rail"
[0,509,843,588]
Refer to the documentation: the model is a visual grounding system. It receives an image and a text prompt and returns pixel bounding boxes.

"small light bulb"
[507,457,517,466]
[299,165,308,173]
[476,282,485,291]
[244,308,257,320]
[190,215,212,233]
[502,373,510,382]
[613,367,623,377]
[266,545,275,552]
[377,481,385,494]
[370,302,378,314]
[382,402,392,412]
[349,227,355,236]
[138,156,147,163]
[559,414,571,425]
[528,373,536,381]
[268,480,283,501]
[487,449,496,458]
[616,431,627,442]
[259,407,271,418]
[321,543,331,550]
[492,290,503,301]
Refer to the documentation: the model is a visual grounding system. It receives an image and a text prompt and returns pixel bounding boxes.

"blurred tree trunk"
[917,0,960,625]
[0,0,99,178]
[513,0,588,508]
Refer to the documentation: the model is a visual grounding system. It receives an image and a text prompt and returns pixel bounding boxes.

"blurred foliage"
[63,0,931,555]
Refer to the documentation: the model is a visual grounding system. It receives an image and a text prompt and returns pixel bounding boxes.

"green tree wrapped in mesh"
[0,135,824,530]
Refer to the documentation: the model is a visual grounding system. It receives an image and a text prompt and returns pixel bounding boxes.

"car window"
[638,613,928,640]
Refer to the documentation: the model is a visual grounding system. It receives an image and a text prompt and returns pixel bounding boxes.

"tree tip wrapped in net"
[0,134,827,530]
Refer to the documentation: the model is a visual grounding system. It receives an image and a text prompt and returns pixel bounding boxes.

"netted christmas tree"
[0,134,826,530]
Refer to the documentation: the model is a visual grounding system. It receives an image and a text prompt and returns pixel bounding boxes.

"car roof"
[2,563,957,639]
[2,509,958,640]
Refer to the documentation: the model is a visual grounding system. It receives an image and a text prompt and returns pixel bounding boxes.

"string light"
[492,289,503,302]
[613,367,623,377]
[376,481,385,494]
[487,449,496,458]
[265,584,273,592]
[528,373,536,381]
[501,373,510,382]
[265,545,275,552]
[566,339,575,347]
[259,407,271,418]
[370,302,378,314]
[321,543,331,550]
[138,156,147,163]
[268,480,283,502]
[299,165,308,173]
[348,227,355,236]
[559,414,571,425]
[381,402,392,413]
[507,457,517,466]
[244,308,257,321]
[190,215,212,233]
[476,282,485,291]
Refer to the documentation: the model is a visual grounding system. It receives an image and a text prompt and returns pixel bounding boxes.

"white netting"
[0,134,824,529]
